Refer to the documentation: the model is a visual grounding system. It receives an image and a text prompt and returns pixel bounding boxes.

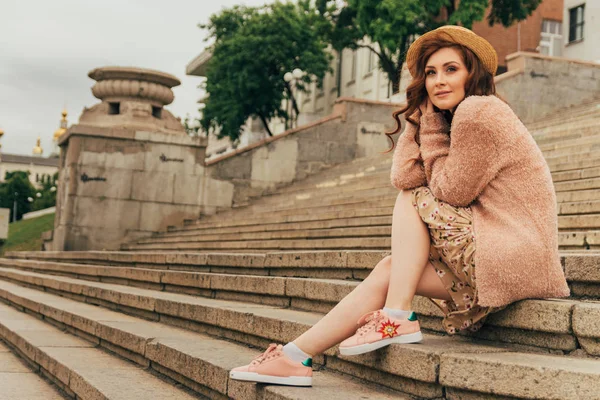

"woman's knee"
[367,255,392,284]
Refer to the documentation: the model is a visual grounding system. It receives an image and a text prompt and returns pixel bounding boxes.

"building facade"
[0,154,58,188]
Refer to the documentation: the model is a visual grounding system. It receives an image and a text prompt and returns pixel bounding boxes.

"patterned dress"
[411,186,507,335]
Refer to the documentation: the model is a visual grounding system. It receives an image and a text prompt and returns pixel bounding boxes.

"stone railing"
[203,97,403,207]
[496,51,600,123]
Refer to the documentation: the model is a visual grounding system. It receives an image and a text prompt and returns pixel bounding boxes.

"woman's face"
[424,47,469,114]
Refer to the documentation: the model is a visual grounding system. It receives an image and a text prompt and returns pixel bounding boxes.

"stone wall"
[51,126,213,250]
[496,52,600,123]
[204,98,400,207]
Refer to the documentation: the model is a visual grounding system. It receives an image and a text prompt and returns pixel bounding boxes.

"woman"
[229,25,570,387]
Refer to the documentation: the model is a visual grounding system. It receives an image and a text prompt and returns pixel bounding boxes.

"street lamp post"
[13,192,18,223]
[0,128,4,162]
[283,68,304,130]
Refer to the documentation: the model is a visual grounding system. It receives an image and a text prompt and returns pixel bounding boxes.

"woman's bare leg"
[293,189,450,357]
[385,189,433,310]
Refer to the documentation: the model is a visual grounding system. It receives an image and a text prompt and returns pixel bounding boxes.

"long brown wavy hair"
[382,37,506,154]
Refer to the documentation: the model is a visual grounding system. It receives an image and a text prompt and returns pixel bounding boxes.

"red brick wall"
[470,0,563,73]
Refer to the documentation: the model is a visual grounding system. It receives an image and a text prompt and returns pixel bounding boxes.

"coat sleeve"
[418,102,502,207]
[390,120,427,191]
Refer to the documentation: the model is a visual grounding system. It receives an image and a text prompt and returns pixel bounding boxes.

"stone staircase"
[121,98,600,253]
[0,99,599,399]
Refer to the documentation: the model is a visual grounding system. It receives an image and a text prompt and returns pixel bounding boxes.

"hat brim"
[406,25,498,77]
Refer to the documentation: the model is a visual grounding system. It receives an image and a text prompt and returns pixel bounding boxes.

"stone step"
[547,156,600,174]
[555,176,600,192]
[199,193,596,228]
[231,159,598,213]
[556,188,600,203]
[0,257,599,355]
[552,166,600,183]
[0,302,200,400]
[545,150,600,168]
[186,207,393,230]
[214,197,396,220]
[537,129,600,152]
[0,339,67,399]
[6,250,599,297]
[531,118,600,142]
[200,183,596,222]
[207,180,393,220]
[0,272,598,399]
[140,226,391,245]
[126,211,599,250]
[137,226,596,253]
[238,190,397,214]
[167,197,600,234]
[123,236,391,251]
[0,283,405,400]
[543,141,600,159]
[262,162,391,197]
[256,174,392,202]
[528,102,600,131]
[528,101,600,128]
[168,216,393,237]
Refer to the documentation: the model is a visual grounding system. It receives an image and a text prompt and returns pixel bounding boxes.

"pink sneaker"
[339,309,422,356]
[229,344,313,386]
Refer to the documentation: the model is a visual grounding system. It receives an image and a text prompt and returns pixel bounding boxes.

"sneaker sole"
[229,371,312,386]
[339,331,423,356]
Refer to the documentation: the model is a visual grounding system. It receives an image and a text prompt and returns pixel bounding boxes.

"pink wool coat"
[390,94,570,307]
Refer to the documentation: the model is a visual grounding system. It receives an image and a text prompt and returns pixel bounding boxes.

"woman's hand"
[419,96,435,116]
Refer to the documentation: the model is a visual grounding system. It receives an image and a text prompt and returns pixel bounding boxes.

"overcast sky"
[0,0,273,156]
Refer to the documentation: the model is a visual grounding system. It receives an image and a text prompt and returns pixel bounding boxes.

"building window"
[568,4,585,43]
[327,52,339,94]
[303,88,312,104]
[367,49,376,72]
[350,50,357,81]
[540,19,563,56]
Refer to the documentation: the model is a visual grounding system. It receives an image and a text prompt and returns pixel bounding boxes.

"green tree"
[318,0,542,94]
[30,172,58,212]
[199,1,332,143]
[0,171,35,222]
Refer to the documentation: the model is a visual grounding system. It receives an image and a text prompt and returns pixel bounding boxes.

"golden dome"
[33,136,43,156]
[53,108,68,142]
[53,127,66,141]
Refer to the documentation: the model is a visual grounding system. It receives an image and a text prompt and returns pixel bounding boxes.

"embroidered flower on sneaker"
[457,282,465,290]
[436,269,446,277]
[421,201,428,207]
[377,319,401,339]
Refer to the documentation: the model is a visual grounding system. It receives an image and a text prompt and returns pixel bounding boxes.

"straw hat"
[406,25,498,77]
